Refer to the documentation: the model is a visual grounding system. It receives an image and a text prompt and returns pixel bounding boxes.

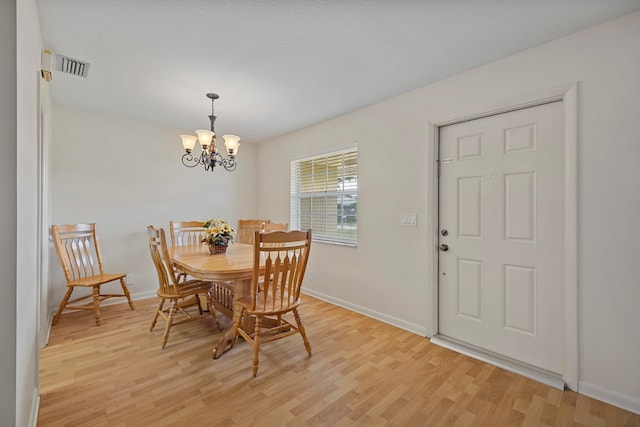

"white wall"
[51,107,260,303]
[6,0,49,426]
[0,1,18,425]
[18,1,46,426]
[257,11,640,413]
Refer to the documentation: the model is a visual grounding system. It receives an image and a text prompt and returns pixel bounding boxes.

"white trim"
[425,122,439,337]
[579,381,640,416]
[302,288,427,336]
[37,81,51,350]
[562,84,579,391]
[27,387,39,427]
[129,290,158,301]
[100,290,157,304]
[425,83,579,391]
[43,312,52,347]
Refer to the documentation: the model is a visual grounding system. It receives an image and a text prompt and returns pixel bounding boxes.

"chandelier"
[179,93,240,172]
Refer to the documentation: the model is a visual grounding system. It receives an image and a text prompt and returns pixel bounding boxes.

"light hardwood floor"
[39,296,639,426]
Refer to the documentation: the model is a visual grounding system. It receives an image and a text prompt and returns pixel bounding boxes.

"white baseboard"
[28,387,39,427]
[129,290,157,301]
[102,289,157,304]
[301,288,427,336]
[41,312,52,347]
[579,381,640,415]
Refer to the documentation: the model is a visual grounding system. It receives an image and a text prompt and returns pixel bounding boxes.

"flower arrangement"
[202,218,236,247]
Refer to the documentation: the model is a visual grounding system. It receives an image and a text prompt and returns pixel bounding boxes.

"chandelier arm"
[181,153,202,168]
[220,157,237,172]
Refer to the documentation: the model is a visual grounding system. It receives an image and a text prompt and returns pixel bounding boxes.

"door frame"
[425,83,578,391]
[37,78,52,348]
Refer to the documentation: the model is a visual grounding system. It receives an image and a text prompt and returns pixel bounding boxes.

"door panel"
[438,101,564,374]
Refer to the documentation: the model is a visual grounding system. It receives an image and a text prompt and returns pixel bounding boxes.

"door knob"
[439,244,449,251]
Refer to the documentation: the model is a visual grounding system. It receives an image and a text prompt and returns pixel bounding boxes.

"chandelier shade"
[180,93,240,172]
[180,134,197,152]
[223,134,240,155]
[195,129,214,148]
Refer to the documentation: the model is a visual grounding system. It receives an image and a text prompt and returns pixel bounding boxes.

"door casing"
[424,83,578,391]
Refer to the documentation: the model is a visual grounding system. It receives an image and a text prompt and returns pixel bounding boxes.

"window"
[290,147,358,246]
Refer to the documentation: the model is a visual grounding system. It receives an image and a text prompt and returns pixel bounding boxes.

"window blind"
[290,147,358,245]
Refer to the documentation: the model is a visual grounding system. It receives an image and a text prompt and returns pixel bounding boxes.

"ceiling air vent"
[55,54,90,78]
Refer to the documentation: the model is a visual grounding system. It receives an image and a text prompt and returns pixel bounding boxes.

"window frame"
[290,146,358,247]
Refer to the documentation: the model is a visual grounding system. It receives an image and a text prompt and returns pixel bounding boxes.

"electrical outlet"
[127,274,135,285]
[307,270,313,281]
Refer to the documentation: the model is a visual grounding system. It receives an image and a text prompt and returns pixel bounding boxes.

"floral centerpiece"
[202,218,236,255]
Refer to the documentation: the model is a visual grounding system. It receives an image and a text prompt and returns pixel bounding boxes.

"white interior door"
[438,101,564,374]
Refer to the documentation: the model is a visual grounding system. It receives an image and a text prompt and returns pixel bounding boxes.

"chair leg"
[150,298,165,332]
[52,287,74,325]
[120,277,135,310]
[92,286,102,326]
[293,308,312,356]
[195,293,204,315]
[161,299,177,350]
[252,316,262,377]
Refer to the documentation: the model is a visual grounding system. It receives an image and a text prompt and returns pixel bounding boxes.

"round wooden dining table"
[171,242,256,282]
[170,242,263,358]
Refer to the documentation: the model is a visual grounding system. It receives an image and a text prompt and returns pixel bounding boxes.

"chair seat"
[66,273,127,287]
[236,294,301,316]
[156,279,213,299]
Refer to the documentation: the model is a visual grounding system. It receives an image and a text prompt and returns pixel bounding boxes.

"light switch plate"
[401,213,417,227]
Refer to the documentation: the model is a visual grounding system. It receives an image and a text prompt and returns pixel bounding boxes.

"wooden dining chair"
[230,229,312,376]
[237,219,270,245]
[261,222,288,232]
[169,220,206,283]
[147,226,220,349]
[51,223,135,326]
[169,220,236,314]
[169,220,205,246]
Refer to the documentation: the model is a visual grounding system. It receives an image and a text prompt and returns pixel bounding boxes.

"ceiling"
[37,0,640,144]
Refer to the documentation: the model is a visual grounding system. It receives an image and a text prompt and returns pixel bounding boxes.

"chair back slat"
[251,230,311,313]
[261,222,288,233]
[147,226,180,295]
[237,219,270,245]
[169,220,205,246]
[52,223,105,282]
